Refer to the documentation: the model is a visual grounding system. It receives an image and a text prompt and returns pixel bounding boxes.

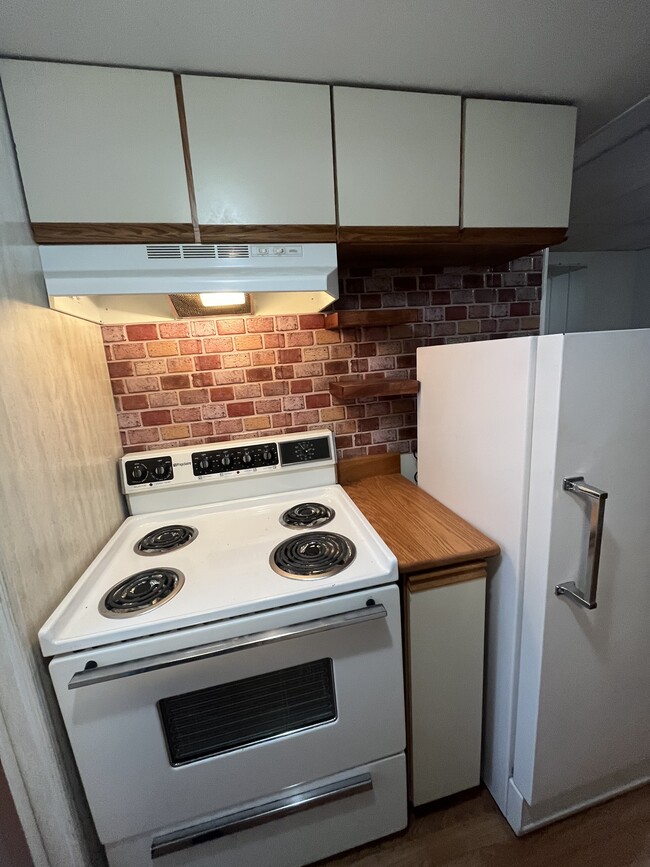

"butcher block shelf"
[329,378,419,400]
[324,310,419,330]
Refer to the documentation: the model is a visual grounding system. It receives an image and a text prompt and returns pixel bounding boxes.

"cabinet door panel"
[462,99,577,228]
[0,60,191,223]
[333,87,461,227]
[181,76,335,225]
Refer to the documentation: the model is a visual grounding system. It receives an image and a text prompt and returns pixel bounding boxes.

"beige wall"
[0,90,125,865]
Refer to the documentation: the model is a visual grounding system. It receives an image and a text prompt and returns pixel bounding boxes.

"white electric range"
[40,430,407,867]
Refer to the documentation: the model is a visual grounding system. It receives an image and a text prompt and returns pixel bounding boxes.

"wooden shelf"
[329,378,419,399]
[325,309,419,330]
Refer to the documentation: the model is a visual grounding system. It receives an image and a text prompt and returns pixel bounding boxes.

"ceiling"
[1,0,649,143]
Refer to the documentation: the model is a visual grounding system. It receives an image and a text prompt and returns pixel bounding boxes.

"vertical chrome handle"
[555,476,608,610]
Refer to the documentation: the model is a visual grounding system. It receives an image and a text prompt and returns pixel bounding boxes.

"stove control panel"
[280,436,331,465]
[191,442,279,476]
[125,456,173,486]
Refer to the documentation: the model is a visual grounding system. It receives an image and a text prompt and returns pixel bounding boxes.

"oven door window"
[158,658,336,766]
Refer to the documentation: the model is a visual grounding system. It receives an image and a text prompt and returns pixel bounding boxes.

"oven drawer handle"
[150,771,373,858]
[68,602,387,689]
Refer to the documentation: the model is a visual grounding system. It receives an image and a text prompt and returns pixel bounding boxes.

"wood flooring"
[319,785,650,866]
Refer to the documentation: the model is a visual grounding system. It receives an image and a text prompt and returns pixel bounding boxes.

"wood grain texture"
[338,226,460,244]
[320,784,650,866]
[343,474,499,573]
[32,222,197,244]
[329,378,419,399]
[337,453,400,485]
[198,224,337,242]
[408,561,487,591]
[173,74,201,242]
[325,309,419,329]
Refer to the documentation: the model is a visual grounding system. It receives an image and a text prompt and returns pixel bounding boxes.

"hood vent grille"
[145,244,250,260]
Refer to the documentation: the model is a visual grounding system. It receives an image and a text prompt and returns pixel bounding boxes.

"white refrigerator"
[416,329,650,834]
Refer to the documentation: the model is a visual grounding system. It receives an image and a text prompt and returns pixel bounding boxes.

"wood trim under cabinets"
[31,223,197,244]
[198,224,337,243]
[174,74,201,243]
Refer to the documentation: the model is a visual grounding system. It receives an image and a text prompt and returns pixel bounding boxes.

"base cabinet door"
[407,568,486,805]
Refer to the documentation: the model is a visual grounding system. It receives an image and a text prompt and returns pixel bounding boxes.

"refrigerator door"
[513,329,650,808]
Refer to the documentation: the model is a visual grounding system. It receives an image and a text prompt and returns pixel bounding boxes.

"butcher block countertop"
[343,472,500,575]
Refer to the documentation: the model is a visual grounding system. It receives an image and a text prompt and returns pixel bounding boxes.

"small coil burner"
[101,568,184,618]
[280,502,335,529]
[134,525,197,556]
[270,532,356,580]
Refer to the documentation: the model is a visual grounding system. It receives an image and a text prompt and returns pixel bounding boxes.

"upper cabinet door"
[332,87,461,227]
[462,99,577,228]
[0,60,191,223]
[181,76,336,225]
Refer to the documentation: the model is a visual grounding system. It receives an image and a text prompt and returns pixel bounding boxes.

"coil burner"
[101,569,184,617]
[270,532,356,580]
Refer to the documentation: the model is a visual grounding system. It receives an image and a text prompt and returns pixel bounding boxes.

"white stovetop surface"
[39,485,397,656]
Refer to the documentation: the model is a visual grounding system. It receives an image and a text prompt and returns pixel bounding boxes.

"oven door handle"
[67,602,388,689]
[150,771,373,858]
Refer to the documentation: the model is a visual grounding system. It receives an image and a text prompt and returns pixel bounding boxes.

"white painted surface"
[49,584,404,843]
[513,330,650,805]
[546,251,650,333]
[462,99,577,227]
[0,59,191,222]
[182,75,335,224]
[333,87,461,226]
[2,0,649,141]
[416,337,536,813]
[408,577,486,805]
[105,753,407,867]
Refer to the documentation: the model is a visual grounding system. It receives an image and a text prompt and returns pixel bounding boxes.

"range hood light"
[199,292,247,308]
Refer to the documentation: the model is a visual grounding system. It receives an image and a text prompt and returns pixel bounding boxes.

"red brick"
[275,315,299,331]
[234,384,261,399]
[159,322,190,339]
[355,343,376,358]
[262,382,288,396]
[191,320,217,336]
[173,407,201,423]
[278,348,302,364]
[290,378,314,394]
[161,374,190,390]
[235,334,263,351]
[161,424,191,441]
[134,360,167,376]
[324,360,349,375]
[117,412,140,429]
[510,302,530,316]
[191,422,213,437]
[203,337,233,353]
[305,393,331,409]
[179,388,209,405]
[295,362,323,377]
[114,342,146,360]
[179,338,203,355]
[147,340,178,357]
[223,352,251,368]
[293,410,320,425]
[286,332,314,347]
[246,367,273,382]
[216,318,245,335]
[149,392,178,407]
[195,354,223,370]
[227,401,255,417]
[202,404,227,420]
[102,325,126,343]
[141,410,172,427]
[283,395,305,411]
[264,333,285,349]
[108,361,134,378]
[125,376,160,393]
[127,428,159,444]
[126,324,158,341]
[166,357,194,373]
[244,416,271,431]
[251,350,276,366]
[191,372,214,388]
[445,306,467,321]
[214,420,244,434]
[122,394,149,411]
[246,317,275,333]
[299,314,325,330]
[213,370,245,384]
[271,412,292,427]
[274,365,295,380]
[209,386,235,402]
[255,399,282,413]
[497,318,521,332]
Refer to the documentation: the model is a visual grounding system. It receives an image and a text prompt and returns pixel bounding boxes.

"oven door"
[49,584,404,845]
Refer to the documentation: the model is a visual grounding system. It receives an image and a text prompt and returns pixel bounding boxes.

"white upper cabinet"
[462,99,577,228]
[332,87,461,227]
[0,60,191,223]
[181,76,336,225]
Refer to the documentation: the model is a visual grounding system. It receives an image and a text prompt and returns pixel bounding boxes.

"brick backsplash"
[104,254,543,458]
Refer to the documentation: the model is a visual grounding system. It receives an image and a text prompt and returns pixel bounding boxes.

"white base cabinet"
[407,567,486,806]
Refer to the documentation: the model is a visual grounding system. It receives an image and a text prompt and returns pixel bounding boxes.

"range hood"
[38,243,339,324]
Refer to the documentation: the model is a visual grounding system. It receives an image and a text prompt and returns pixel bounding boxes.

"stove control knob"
[131,463,147,481]
[220,455,231,467]
[153,464,167,478]
[263,449,273,462]
[199,456,210,471]
[242,452,252,465]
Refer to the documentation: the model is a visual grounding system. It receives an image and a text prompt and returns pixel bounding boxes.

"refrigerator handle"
[555,476,608,610]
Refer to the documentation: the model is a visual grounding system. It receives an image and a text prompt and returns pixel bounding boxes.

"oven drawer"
[49,584,404,844]
[105,753,407,867]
